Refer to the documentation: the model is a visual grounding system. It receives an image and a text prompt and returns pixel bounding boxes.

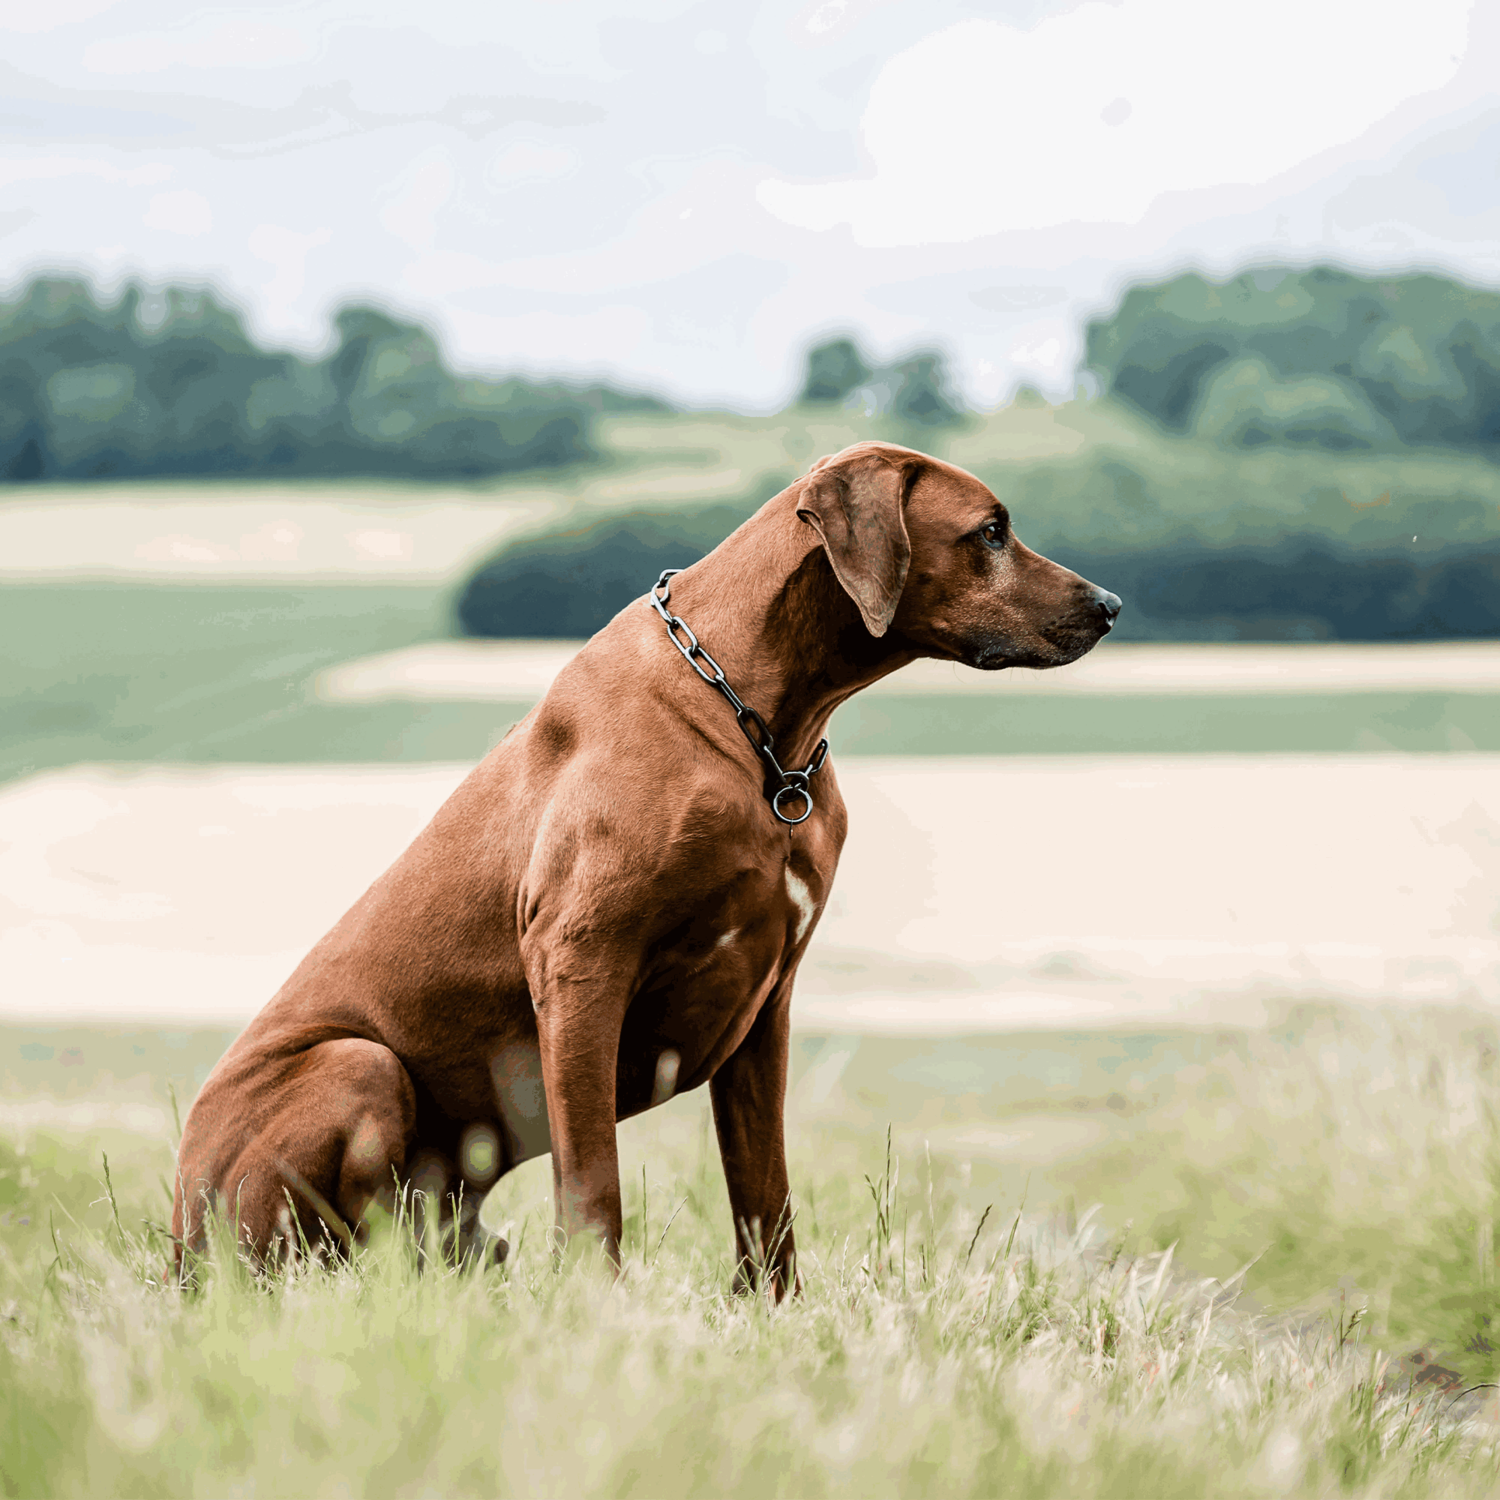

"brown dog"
[172,441,1120,1291]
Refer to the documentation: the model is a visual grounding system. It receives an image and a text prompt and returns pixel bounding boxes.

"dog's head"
[796,441,1120,669]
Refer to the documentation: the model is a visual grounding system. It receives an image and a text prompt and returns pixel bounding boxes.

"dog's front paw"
[730,1253,799,1301]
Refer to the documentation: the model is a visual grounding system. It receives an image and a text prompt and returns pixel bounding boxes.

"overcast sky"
[3,0,1499,409]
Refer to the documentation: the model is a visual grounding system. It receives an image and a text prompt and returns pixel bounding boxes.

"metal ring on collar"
[771,782,814,825]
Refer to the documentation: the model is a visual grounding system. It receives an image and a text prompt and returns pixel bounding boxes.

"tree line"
[0,278,667,483]
[1085,265,1500,456]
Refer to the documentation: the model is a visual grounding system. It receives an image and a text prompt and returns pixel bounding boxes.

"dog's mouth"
[967,620,1112,672]
[964,643,1007,670]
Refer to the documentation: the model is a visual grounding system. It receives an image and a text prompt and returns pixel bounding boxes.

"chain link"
[649,568,828,826]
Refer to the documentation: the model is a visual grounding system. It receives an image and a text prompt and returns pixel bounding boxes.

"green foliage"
[797,336,964,428]
[798,337,873,405]
[1193,355,1398,451]
[1084,266,1500,454]
[888,352,964,429]
[0,279,669,483]
[1064,539,1500,641]
[455,468,797,637]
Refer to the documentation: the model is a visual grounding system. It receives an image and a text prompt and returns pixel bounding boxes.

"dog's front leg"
[710,986,798,1299]
[525,939,631,1269]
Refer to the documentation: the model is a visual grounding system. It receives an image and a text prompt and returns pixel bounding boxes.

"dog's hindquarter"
[169,723,555,1256]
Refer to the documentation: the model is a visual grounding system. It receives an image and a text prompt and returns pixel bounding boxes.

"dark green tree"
[889,352,963,428]
[1085,266,1500,455]
[798,336,873,405]
[0,278,670,483]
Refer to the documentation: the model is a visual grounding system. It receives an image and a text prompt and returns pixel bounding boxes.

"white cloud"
[759,0,1474,245]
[346,529,412,562]
[84,18,313,74]
[1013,336,1062,366]
[249,224,332,317]
[0,157,170,188]
[379,153,456,252]
[794,0,898,41]
[400,251,505,298]
[487,140,579,188]
[0,0,125,35]
[143,190,213,236]
[1008,330,1068,387]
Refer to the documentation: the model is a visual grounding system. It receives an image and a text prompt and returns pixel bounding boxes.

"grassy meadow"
[4,1004,1500,1497]
[8,401,1500,1493]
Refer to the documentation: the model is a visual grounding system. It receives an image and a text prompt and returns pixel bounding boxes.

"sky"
[2,0,1499,410]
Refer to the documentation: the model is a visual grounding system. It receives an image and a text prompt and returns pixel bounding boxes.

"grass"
[0,582,454,786]
[4,1004,1500,1496]
[7,578,1500,789]
[10,399,1500,786]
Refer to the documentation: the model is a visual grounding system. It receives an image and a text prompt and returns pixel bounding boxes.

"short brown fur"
[172,442,1119,1292]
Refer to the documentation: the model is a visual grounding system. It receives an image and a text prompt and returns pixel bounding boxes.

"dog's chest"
[608,858,821,1102]
[691,863,819,961]
[666,853,829,1013]
[493,850,835,1138]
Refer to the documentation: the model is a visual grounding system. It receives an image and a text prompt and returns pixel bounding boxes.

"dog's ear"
[796,450,913,637]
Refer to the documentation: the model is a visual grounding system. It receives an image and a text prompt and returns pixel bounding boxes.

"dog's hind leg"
[174,1037,417,1267]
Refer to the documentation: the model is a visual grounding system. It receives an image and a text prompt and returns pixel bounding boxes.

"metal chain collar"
[648,568,829,826]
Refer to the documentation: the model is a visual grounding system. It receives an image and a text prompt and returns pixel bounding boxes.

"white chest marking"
[784,868,816,944]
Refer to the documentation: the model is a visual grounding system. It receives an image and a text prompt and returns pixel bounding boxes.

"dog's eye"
[980,521,1007,549]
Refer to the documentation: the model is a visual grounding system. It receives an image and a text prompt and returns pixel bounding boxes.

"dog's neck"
[658,485,921,770]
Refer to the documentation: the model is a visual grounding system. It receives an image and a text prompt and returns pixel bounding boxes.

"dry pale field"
[4,751,1499,1031]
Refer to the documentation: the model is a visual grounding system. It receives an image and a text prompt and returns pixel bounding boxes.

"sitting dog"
[172,441,1120,1291]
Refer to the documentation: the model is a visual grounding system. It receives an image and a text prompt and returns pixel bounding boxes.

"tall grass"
[4,1005,1500,1496]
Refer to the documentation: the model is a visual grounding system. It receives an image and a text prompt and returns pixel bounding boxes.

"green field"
[1,583,448,784]
[8,397,1500,783]
[8,582,1500,787]
[3,1004,1500,1496]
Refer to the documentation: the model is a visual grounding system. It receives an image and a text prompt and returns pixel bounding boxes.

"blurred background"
[7,0,1500,1385]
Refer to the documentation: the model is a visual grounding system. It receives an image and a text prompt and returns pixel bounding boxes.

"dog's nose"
[1093,587,1122,626]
